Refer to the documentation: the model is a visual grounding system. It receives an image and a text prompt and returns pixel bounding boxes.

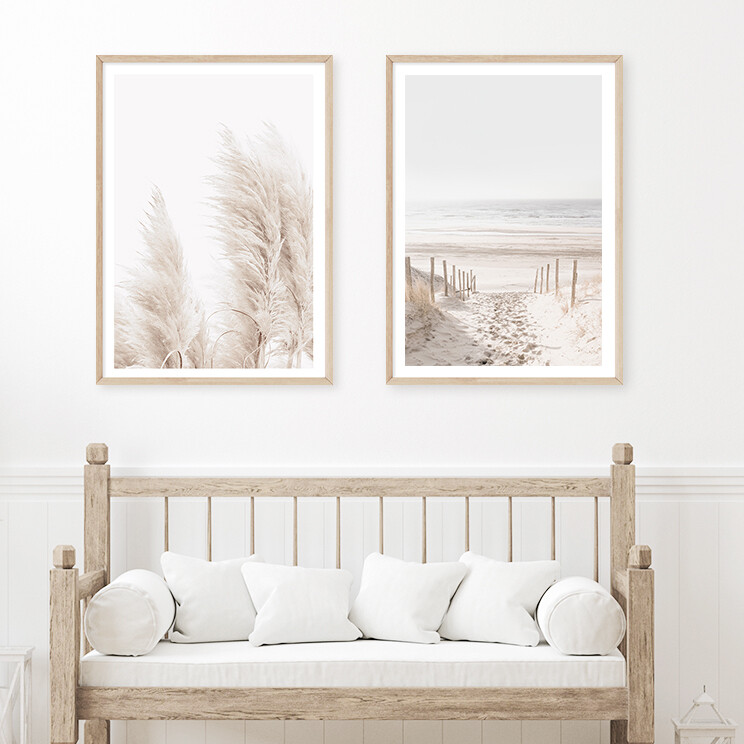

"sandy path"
[406,284,601,367]
[466,291,543,365]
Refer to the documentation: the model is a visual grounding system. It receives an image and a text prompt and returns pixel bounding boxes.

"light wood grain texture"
[85,718,110,744]
[206,497,212,561]
[594,497,600,582]
[77,687,629,721]
[421,496,427,563]
[96,55,333,386]
[293,496,298,566]
[627,550,654,743]
[379,496,384,553]
[50,555,79,744]
[465,496,470,551]
[385,55,623,385]
[54,545,76,569]
[336,496,341,568]
[250,496,255,555]
[84,453,110,655]
[77,569,106,600]
[109,476,611,499]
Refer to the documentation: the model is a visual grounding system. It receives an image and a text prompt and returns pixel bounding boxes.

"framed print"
[97,55,332,384]
[386,55,622,384]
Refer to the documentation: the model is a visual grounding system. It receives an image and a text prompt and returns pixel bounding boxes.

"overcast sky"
[405,74,602,202]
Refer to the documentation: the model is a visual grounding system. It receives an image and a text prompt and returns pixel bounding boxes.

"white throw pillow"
[84,569,175,656]
[161,552,260,643]
[439,552,560,646]
[349,553,466,644]
[537,577,626,655]
[241,563,361,646]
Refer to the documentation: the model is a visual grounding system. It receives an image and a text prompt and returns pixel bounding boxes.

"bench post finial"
[86,443,109,465]
[612,442,633,465]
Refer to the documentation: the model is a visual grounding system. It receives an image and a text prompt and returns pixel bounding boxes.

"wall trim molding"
[0,469,742,501]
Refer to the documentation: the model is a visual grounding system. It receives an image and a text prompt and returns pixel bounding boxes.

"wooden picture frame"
[97,55,333,385]
[386,55,623,385]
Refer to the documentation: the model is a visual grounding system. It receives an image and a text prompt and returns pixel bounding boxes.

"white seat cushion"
[80,639,625,688]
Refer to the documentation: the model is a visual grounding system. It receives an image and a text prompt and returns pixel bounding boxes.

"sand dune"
[405,284,601,367]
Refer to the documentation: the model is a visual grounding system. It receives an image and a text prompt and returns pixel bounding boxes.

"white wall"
[2,473,744,744]
[2,1,744,743]
[1,0,743,469]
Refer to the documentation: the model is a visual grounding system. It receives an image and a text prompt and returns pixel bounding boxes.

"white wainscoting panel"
[1,469,743,744]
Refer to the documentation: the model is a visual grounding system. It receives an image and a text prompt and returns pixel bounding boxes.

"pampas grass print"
[114,123,313,370]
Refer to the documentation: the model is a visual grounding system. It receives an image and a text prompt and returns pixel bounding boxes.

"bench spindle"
[594,496,599,582]
[379,496,384,554]
[206,497,212,561]
[465,496,470,551]
[336,496,341,569]
[163,497,169,552]
[293,496,298,566]
[250,496,255,555]
[421,496,427,563]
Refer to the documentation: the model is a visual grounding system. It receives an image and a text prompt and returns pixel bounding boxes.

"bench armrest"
[50,545,80,744]
[627,544,654,744]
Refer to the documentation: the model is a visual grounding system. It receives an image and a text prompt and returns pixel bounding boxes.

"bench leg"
[85,720,110,744]
[611,719,628,744]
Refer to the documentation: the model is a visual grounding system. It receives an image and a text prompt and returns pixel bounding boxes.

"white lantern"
[673,688,736,744]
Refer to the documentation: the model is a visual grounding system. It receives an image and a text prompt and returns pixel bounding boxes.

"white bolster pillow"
[84,569,176,656]
[536,577,625,656]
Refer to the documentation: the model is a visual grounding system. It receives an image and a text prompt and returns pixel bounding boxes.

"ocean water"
[405,199,602,292]
[407,199,601,233]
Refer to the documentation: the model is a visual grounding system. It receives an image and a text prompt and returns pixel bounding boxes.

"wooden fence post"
[429,257,435,302]
[443,259,448,297]
[451,265,456,297]
[540,266,544,294]
[546,263,551,294]
[534,268,538,293]
[405,256,412,299]
[571,259,578,308]
[458,269,462,299]
[555,258,559,296]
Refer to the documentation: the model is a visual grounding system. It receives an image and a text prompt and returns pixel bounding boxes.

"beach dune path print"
[388,57,622,384]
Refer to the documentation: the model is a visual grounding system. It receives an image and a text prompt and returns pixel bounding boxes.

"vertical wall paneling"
[210,498,249,561]
[521,721,561,744]
[717,503,744,734]
[560,720,600,744]
[638,501,680,744]
[254,497,291,565]
[483,721,522,744]
[678,502,719,709]
[244,720,284,744]
[8,501,47,744]
[364,721,404,744]
[443,721,482,744]
[125,499,164,573]
[403,721,443,744]
[557,498,594,578]
[325,720,364,744]
[165,720,207,744]
[286,720,323,744]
